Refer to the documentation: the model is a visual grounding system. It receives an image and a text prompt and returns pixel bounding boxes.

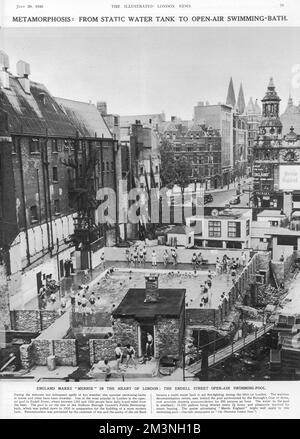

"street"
[206,179,253,209]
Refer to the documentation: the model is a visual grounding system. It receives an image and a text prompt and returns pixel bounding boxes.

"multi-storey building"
[161,121,222,190]
[253,78,300,216]
[193,101,233,186]
[0,51,118,309]
[226,79,248,180]
[186,208,252,250]
[246,97,261,174]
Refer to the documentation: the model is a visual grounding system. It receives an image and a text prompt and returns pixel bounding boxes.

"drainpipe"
[41,135,51,253]
[36,168,42,222]
[18,131,30,265]
[44,129,54,252]
[113,137,119,245]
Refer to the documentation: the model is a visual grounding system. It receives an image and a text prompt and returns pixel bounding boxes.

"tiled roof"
[55,97,112,139]
[1,75,76,137]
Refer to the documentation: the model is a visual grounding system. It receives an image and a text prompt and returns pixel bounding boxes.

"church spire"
[288,88,293,106]
[237,83,246,114]
[226,77,236,108]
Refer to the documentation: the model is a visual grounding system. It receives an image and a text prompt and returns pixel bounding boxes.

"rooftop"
[257,210,286,218]
[113,288,185,319]
[1,75,76,137]
[55,97,112,139]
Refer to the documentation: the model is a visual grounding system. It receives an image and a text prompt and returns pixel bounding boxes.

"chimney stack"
[0,50,10,89]
[144,274,159,303]
[17,60,31,94]
[97,101,107,116]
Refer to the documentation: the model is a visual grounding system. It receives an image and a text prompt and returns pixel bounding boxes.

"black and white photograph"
[0,0,300,422]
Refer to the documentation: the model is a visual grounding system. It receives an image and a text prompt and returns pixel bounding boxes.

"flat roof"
[257,210,285,217]
[113,288,186,319]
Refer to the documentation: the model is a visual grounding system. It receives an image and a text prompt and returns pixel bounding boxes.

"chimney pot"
[144,274,159,303]
[0,50,9,71]
[17,60,30,94]
[17,60,30,77]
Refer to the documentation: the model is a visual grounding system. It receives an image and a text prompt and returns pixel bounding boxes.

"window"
[30,138,40,154]
[51,139,58,153]
[246,219,250,236]
[12,137,19,154]
[54,199,60,214]
[106,162,109,171]
[52,166,58,182]
[155,165,159,174]
[140,166,144,174]
[228,221,241,238]
[30,205,38,223]
[208,220,221,237]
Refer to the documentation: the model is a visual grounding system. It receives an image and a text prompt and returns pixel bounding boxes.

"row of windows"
[12,137,113,155]
[208,221,241,238]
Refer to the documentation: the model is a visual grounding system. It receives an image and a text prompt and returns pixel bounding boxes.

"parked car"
[230,196,240,205]
[204,194,213,204]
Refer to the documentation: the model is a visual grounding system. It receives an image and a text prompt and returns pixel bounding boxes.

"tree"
[159,140,176,188]
[175,155,192,223]
[175,155,192,194]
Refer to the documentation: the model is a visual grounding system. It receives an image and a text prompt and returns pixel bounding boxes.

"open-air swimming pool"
[91,268,240,311]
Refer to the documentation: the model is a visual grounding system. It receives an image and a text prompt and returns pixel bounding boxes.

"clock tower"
[253,78,300,216]
[260,77,282,137]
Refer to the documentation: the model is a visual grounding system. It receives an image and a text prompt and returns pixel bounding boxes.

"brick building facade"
[0,51,119,309]
[161,121,222,190]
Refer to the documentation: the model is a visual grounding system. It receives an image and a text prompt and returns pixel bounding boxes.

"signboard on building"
[279,165,300,191]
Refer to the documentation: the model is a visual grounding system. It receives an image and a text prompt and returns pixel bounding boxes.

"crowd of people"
[125,245,147,266]
[125,245,179,269]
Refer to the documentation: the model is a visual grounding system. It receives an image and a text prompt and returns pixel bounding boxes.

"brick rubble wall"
[0,264,11,330]
[155,318,180,358]
[32,339,52,365]
[113,318,139,352]
[89,337,117,364]
[41,311,60,330]
[20,339,77,368]
[186,308,218,326]
[20,342,34,369]
[53,340,77,366]
[11,310,59,332]
[12,310,41,332]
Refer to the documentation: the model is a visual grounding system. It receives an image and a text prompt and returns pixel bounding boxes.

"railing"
[186,322,274,375]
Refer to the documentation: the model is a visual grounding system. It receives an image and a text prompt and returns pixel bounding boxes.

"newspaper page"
[0,0,300,422]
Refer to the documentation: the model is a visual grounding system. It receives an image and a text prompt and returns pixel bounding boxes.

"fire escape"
[64,139,103,269]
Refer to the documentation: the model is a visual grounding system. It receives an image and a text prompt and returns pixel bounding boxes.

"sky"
[1,26,300,119]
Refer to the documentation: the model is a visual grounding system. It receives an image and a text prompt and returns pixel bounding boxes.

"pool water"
[91,269,240,311]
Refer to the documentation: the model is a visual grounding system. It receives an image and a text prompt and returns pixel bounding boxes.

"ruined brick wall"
[155,318,180,358]
[71,310,110,328]
[20,342,34,370]
[0,264,11,330]
[40,310,60,330]
[53,340,77,366]
[89,337,117,364]
[11,310,59,332]
[32,340,52,365]
[113,318,139,352]
[20,339,77,368]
